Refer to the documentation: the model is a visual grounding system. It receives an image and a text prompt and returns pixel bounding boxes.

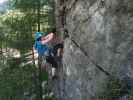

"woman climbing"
[40,28,64,78]
[34,31,56,79]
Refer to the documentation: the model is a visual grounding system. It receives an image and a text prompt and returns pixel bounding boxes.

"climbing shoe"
[51,68,57,80]
[52,68,56,76]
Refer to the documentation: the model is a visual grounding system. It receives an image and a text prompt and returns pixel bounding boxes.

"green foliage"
[13,0,49,12]
[128,89,133,100]
[97,76,129,100]
[45,95,58,100]
[42,70,48,81]
[1,11,34,53]
[0,0,56,99]
[0,63,36,100]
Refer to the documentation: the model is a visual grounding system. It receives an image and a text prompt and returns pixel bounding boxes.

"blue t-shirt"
[35,41,49,56]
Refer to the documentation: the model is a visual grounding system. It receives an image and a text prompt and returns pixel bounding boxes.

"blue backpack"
[35,41,49,56]
[34,32,49,56]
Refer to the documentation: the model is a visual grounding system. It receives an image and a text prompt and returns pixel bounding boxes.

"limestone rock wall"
[54,0,133,100]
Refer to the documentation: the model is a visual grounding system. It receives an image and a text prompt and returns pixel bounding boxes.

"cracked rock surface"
[54,0,133,100]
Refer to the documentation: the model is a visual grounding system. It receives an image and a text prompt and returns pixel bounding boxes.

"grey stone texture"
[54,0,133,100]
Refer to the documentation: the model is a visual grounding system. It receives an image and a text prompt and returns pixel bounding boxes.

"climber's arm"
[41,33,54,44]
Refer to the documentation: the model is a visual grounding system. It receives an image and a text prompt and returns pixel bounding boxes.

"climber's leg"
[53,43,64,57]
[45,56,58,78]
[46,56,58,68]
[57,48,63,57]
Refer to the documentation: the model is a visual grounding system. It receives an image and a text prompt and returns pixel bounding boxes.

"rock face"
[54,0,133,100]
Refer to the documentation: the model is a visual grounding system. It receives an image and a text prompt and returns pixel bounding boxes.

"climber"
[34,31,56,78]
[40,28,64,78]
[34,28,64,79]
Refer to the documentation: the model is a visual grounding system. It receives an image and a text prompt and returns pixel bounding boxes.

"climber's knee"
[46,56,58,68]
[57,48,63,57]
[53,43,64,57]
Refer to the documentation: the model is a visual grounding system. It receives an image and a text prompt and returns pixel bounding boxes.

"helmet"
[35,32,47,40]
[35,32,43,40]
